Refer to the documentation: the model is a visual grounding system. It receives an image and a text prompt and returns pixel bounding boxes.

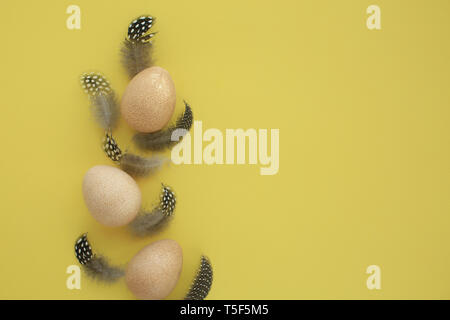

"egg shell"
[121,66,176,133]
[82,165,141,227]
[125,239,183,300]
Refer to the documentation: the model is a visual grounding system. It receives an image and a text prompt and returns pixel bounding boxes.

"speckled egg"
[82,165,141,227]
[121,66,176,133]
[125,239,183,300]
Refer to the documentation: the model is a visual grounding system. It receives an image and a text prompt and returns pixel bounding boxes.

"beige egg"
[125,239,183,300]
[82,165,141,227]
[121,66,176,133]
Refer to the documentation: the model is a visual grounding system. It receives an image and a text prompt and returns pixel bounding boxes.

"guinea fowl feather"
[81,73,119,130]
[129,208,171,236]
[120,153,167,177]
[121,40,153,78]
[83,255,124,282]
[129,185,176,236]
[133,102,194,151]
[74,234,124,283]
[121,16,156,78]
[102,132,166,177]
[185,256,213,300]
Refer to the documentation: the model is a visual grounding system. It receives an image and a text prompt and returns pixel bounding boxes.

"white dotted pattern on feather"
[75,233,93,265]
[103,132,122,162]
[160,185,176,217]
[176,102,194,131]
[80,73,111,96]
[185,256,213,300]
[127,16,155,43]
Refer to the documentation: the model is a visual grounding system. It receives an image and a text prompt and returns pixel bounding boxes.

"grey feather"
[121,40,154,78]
[185,256,213,300]
[74,234,124,283]
[120,153,167,177]
[133,101,194,151]
[129,185,176,236]
[91,93,119,130]
[121,15,156,78]
[80,73,119,130]
[129,208,171,236]
[83,255,124,282]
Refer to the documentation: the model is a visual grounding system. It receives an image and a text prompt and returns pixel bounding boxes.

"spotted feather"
[80,73,111,96]
[185,256,213,300]
[121,15,156,78]
[133,101,194,151]
[75,233,93,265]
[129,184,176,236]
[127,16,156,43]
[160,185,176,217]
[101,131,165,177]
[80,73,119,130]
[103,131,122,162]
[74,233,124,282]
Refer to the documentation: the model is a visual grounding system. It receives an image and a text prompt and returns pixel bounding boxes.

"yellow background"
[0,0,449,299]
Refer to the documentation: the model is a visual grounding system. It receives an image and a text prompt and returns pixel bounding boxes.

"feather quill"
[133,101,194,151]
[121,15,156,78]
[129,185,176,236]
[185,256,213,300]
[80,73,119,130]
[74,234,124,282]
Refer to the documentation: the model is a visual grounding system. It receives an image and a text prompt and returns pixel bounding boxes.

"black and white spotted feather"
[74,234,124,282]
[127,16,155,42]
[102,131,166,177]
[80,74,164,177]
[121,15,156,78]
[133,101,193,151]
[185,256,213,300]
[159,185,176,216]
[103,132,122,162]
[75,233,93,265]
[80,73,119,130]
[129,185,176,236]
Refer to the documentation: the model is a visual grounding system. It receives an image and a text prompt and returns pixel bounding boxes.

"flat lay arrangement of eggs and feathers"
[1,0,450,299]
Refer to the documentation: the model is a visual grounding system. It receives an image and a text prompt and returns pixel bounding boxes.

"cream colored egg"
[125,239,183,300]
[121,66,176,133]
[82,165,141,227]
